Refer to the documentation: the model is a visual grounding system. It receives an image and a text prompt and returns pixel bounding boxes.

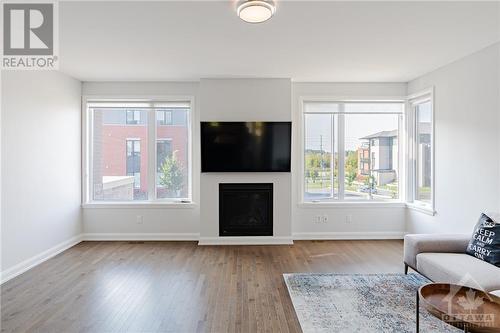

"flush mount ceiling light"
[237,0,276,23]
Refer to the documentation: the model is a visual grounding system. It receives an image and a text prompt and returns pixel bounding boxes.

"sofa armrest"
[404,234,470,270]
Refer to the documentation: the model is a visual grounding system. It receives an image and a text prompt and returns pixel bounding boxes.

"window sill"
[298,201,406,209]
[406,203,436,216]
[82,201,197,209]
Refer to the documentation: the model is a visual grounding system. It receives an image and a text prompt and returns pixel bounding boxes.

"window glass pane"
[304,113,338,201]
[416,101,432,203]
[344,113,400,200]
[156,108,189,199]
[92,108,148,201]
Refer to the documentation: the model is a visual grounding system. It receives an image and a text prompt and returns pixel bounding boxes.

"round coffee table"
[417,283,500,332]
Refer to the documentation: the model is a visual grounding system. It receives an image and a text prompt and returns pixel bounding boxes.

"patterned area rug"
[283,273,460,333]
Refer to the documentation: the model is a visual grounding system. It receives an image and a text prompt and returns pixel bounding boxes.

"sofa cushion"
[417,252,500,292]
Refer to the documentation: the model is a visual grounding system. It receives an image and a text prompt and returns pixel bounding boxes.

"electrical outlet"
[136,215,143,224]
[346,214,352,224]
[322,215,328,223]
[314,215,321,223]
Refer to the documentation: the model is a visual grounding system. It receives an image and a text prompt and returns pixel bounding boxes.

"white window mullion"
[406,102,414,202]
[338,104,345,200]
[301,111,307,203]
[86,105,94,203]
[147,108,156,201]
[398,113,406,203]
[429,100,435,210]
[330,113,335,199]
[187,103,193,201]
[412,107,418,201]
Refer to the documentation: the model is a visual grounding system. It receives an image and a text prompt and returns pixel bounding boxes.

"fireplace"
[219,183,273,236]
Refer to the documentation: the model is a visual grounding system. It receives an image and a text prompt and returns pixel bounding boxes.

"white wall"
[199,79,291,121]
[82,82,201,238]
[1,71,82,280]
[406,43,500,234]
[81,80,412,240]
[81,80,294,242]
[199,79,292,243]
[292,83,408,239]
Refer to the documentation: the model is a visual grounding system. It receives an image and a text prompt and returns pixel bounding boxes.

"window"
[126,110,141,124]
[87,100,192,203]
[303,101,403,202]
[157,110,173,125]
[409,90,434,210]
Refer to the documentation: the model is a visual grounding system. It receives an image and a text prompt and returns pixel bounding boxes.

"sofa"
[404,234,500,297]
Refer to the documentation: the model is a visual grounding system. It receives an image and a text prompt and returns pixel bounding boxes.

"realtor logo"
[2,1,58,69]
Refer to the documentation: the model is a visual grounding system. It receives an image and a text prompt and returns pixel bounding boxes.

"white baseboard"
[293,231,405,240]
[0,234,83,285]
[82,233,200,241]
[198,236,293,245]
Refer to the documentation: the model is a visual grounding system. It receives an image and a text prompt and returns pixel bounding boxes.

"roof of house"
[360,129,398,140]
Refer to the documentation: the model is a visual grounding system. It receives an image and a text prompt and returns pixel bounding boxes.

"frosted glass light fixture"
[237,1,276,23]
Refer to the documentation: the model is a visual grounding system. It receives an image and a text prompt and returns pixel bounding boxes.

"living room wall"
[406,43,500,234]
[81,80,412,239]
[1,71,82,282]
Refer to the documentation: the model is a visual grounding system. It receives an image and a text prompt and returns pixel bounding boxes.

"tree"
[159,151,184,195]
[345,151,358,173]
[345,151,358,186]
[305,150,333,185]
[346,171,357,186]
[364,175,376,191]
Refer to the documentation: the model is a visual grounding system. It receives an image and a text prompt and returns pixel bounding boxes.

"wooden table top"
[419,283,500,333]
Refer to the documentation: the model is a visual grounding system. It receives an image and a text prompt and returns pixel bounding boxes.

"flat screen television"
[201,122,291,172]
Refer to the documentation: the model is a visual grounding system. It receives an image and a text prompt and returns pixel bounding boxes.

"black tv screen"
[201,122,291,172]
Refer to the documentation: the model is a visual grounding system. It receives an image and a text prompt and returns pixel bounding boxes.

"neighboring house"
[357,130,398,185]
[93,108,189,200]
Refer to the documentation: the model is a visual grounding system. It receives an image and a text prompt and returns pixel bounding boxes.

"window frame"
[406,88,435,215]
[299,97,406,206]
[82,96,195,207]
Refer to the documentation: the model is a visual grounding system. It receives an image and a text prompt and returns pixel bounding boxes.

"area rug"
[283,273,460,333]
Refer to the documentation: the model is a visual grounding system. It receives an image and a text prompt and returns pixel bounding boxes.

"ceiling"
[59,1,500,82]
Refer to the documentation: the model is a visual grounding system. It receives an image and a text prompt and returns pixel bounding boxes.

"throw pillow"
[466,212,500,267]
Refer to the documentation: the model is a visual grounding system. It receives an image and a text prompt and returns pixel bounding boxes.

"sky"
[305,113,400,152]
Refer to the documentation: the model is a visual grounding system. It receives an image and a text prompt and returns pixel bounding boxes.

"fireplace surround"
[219,183,273,236]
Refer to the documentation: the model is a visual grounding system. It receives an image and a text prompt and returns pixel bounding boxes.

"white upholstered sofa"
[404,234,500,297]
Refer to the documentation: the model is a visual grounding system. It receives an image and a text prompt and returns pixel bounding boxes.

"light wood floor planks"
[1,240,404,333]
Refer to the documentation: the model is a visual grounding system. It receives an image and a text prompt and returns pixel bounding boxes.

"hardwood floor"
[1,240,404,333]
